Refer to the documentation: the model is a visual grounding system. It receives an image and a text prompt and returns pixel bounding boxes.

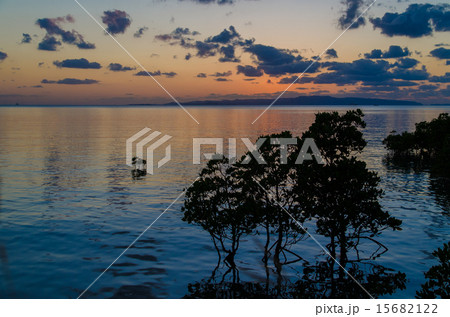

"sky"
[0,0,449,105]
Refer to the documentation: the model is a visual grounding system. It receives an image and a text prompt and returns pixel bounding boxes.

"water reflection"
[291,261,406,299]
[185,260,406,299]
[429,177,450,214]
[0,243,15,297]
[76,235,167,299]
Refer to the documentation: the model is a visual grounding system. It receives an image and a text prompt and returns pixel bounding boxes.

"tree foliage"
[236,131,306,268]
[416,242,450,299]
[182,158,258,266]
[302,109,367,164]
[294,110,402,280]
[383,113,450,175]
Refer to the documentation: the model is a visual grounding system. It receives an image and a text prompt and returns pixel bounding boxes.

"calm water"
[0,106,449,298]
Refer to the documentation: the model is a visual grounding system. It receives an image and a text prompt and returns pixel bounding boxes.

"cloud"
[197,73,207,78]
[181,0,235,4]
[206,26,240,44]
[393,58,419,69]
[21,33,32,44]
[236,65,263,77]
[215,78,231,81]
[38,35,61,51]
[36,15,95,50]
[172,27,200,38]
[76,42,96,49]
[101,10,132,35]
[325,48,338,58]
[391,68,429,80]
[370,3,450,38]
[419,84,439,91]
[135,70,177,78]
[210,71,232,77]
[108,63,135,71]
[36,15,73,35]
[53,58,101,69]
[244,44,320,76]
[429,72,450,83]
[0,51,7,61]
[245,44,295,65]
[338,0,367,29]
[155,34,173,41]
[163,71,177,78]
[358,85,400,92]
[369,80,419,87]
[219,45,240,62]
[364,45,410,59]
[278,75,318,85]
[154,27,200,42]
[41,78,99,85]
[155,25,248,62]
[154,26,249,63]
[312,59,427,86]
[155,27,208,59]
[430,47,450,59]
[278,76,304,84]
[364,49,382,59]
[194,41,220,57]
[259,60,320,76]
[134,26,148,38]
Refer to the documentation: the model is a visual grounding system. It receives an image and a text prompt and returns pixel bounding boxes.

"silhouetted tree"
[416,242,450,299]
[182,109,405,299]
[236,132,307,271]
[301,109,367,164]
[383,113,450,175]
[182,158,257,267]
[295,110,402,280]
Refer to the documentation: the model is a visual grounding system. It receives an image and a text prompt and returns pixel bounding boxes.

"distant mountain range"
[131,95,422,106]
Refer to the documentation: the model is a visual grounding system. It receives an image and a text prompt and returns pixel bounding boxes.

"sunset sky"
[0,0,449,105]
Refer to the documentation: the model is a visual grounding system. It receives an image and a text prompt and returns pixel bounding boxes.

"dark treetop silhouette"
[383,113,450,176]
[416,242,450,299]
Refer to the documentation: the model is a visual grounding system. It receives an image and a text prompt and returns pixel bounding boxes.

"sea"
[0,105,449,298]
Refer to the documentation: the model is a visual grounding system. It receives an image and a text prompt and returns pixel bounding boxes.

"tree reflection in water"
[184,260,406,299]
[429,177,450,214]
